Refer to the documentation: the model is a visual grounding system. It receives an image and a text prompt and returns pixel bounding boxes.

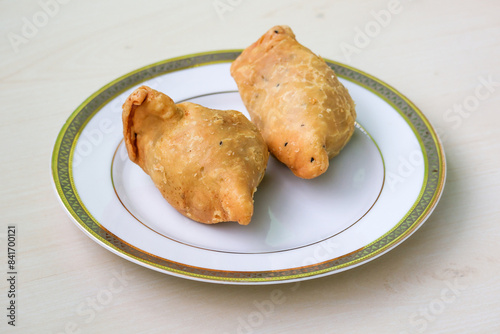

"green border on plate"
[51,50,446,283]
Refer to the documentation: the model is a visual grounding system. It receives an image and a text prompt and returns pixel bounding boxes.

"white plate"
[51,51,446,284]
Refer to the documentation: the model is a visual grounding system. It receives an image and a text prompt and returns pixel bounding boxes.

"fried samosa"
[122,86,269,225]
[230,25,356,179]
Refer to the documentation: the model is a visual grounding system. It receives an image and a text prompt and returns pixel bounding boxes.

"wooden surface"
[1,0,499,333]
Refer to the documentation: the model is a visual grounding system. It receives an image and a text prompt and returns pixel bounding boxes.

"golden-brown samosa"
[230,25,356,179]
[122,86,269,225]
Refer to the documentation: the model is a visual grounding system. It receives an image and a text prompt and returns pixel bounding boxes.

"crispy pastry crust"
[122,86,269,225]
[230,25,356,179]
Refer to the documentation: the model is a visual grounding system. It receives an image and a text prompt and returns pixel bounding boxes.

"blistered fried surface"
[230,25,356,179]
[122,86,269,225]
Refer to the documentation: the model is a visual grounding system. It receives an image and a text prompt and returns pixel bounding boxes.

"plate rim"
[51,50,446,284]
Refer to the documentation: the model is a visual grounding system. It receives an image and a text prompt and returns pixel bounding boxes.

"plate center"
[112,127,383,253]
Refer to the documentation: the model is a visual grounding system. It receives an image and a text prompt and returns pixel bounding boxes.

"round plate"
[51,51,446,284]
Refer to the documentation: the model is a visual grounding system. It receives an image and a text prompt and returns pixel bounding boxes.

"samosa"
[122,86,269,225]
[231,25,356,179]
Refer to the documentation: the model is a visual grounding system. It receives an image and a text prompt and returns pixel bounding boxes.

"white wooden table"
[1,0,499,333]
